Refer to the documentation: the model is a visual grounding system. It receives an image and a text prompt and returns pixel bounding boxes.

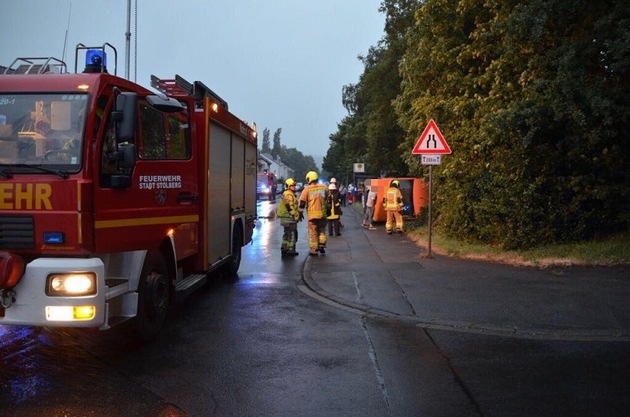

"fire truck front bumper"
[0,257,106,328]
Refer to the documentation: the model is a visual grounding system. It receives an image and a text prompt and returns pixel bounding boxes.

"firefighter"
[383,179,404,234]
[326,182,342,236]
[277,178,301,256]
[299,171,329,256]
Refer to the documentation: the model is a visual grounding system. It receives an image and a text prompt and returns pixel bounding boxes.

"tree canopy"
[325,0,630,249]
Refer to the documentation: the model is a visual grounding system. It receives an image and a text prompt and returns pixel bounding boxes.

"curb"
[300,255,630,342]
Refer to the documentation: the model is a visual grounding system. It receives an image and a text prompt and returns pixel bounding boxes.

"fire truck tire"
[132,250,170,341]
[224,226,243,279]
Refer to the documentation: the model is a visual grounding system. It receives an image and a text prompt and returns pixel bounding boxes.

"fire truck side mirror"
[118,143,136,169]
[109,144,136,189]
[114,92,137,143]
[110,173,132,189]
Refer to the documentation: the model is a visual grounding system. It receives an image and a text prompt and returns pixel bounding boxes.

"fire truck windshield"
[0,93,89,173]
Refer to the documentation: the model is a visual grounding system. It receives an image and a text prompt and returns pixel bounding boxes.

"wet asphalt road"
[1,199,629,416]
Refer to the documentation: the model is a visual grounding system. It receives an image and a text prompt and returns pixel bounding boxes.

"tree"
[323,118,359,183]
[324,0,629,248]
[271,128,282,160]
[395,0,630,248]
[280,146,318,182]
[324,0,420,180]
[261,128,271,153]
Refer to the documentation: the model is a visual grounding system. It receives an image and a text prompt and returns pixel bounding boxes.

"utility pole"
[125,0,131,80]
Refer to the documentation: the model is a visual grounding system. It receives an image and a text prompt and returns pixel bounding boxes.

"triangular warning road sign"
[412,119,451,155]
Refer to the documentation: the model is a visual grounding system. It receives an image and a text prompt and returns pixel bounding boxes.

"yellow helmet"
[305,171,318,184]
[391,180,400,188]
[285,178,296,187]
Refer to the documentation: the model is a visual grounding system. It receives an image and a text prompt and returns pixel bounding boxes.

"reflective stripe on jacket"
[327,192,342,220]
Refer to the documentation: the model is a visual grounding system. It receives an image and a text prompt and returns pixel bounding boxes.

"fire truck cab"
[0,44,257,340]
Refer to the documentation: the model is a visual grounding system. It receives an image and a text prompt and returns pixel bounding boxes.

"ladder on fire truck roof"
[150,74,228,109]
[3,57,67,75]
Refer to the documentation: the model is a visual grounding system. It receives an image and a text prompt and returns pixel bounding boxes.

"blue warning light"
[84,49,107,73]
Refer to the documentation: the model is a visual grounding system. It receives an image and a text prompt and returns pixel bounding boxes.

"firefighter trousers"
[307,218,328,253]
[386,210,403,233]
[281,219,298,253]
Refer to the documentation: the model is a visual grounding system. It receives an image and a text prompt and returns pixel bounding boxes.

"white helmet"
[330,177,337,183]
[328,183,337,190]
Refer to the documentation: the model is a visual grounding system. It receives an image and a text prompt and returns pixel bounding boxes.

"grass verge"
[353,204,630,267]
[406,224,630,267]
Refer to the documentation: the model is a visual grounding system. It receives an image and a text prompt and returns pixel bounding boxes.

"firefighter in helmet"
[277,178,301,256]
[326,182,343,236]
[298,170,329,256]
[383,179,404,234]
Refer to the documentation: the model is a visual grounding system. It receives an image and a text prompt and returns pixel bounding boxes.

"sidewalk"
[301,206,630,341]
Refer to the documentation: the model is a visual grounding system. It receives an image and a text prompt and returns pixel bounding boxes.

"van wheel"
[224,226,243,279]
[132,250,169,342]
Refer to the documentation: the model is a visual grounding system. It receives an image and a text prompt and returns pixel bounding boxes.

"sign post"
[412,119,451,258]
[352,163,365,197]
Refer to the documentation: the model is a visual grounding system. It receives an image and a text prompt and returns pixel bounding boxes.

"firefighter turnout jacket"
[299,183,329,220]
[277,189,300,224]
[383,186,403,211]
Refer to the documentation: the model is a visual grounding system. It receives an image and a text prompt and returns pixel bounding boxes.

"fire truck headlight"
[46,273,96,296]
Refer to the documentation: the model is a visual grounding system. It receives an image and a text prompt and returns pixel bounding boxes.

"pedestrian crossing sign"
[412,119,451,155]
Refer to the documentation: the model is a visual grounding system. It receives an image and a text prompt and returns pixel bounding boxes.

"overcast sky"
[0,0,385,162]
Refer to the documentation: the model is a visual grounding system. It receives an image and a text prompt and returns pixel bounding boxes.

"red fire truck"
[0,44,258,340]
[256,170,277,201]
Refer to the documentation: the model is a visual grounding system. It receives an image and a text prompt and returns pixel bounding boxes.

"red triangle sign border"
[412,119,452,155]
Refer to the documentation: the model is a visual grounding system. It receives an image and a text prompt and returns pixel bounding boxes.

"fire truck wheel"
[133,250,170,342]
[224,226,243,279]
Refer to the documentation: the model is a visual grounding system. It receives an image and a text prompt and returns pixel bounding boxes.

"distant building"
[258,152,294,181]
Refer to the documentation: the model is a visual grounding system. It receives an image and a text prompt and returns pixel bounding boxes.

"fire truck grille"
[0,216,35,249]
